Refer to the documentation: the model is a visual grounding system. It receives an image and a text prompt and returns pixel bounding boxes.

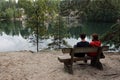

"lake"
[0,21,114,52]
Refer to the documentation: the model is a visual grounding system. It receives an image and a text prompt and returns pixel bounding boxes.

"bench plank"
[72,47,98,53]
[62,48,72,54]
[62,46,109,53]
[58,55,92,62]
[58,54,71,62]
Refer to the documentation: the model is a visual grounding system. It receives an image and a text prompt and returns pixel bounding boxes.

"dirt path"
[0,51,120,80]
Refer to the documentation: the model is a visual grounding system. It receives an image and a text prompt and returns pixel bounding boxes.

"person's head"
[80,33,86,40]
[92,33,99,41]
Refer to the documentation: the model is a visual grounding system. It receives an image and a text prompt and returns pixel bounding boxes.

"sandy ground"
[0,50,120,80]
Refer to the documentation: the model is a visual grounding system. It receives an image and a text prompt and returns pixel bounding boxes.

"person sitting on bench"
[88,33,101,57]
[88,33,105,68]
[74,33,89,59]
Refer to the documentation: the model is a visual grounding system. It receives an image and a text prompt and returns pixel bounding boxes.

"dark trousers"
[90,57,103,70]
[74,53,85,57]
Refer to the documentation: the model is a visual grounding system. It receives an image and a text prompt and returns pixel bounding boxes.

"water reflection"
[0,21,21,35]
[83,22,112,36]
[0,21,31,38]
[68,22,113,39]
[0,21,113,38]
[0,21,114,51]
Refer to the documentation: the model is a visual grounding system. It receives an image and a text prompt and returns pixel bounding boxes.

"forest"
[0,0,120,49]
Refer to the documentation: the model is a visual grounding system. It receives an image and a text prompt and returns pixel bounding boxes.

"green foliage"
[48,17,68,38]
[19,0,60,38]
[101,22,120,48]
[18,0,33,15]
[5,8,14,20]
[60,0,120,22]
[85,0,119,22]
[60,0,89,16]
[0,0,23,20]
[48,16,69,49]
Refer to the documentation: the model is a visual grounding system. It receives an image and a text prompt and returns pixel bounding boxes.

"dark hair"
[92,33,99,41]
[80,33,86,39]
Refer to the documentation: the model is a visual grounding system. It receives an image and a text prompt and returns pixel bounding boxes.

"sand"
[0,50,120,80]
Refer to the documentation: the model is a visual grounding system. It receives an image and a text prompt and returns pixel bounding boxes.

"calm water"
[0,21,113,38]
[68,22,113,39]
[0,21,114,51]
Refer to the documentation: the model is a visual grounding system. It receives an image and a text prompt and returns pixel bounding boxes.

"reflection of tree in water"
[0,21,19,35]
[0,21,31,37]
[68,26,82,39]
[82,22,113,36]
[47,17,70,49]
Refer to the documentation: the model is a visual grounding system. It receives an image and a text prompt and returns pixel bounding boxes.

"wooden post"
[69,49,74,74]
[95,47,103,70]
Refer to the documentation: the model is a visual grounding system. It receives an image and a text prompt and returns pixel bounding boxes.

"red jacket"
[87,41,101,57]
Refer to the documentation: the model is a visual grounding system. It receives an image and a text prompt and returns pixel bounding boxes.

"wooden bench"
[58,46,109,74]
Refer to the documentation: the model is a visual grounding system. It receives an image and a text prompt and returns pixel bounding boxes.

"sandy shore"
[0,50,120,80]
